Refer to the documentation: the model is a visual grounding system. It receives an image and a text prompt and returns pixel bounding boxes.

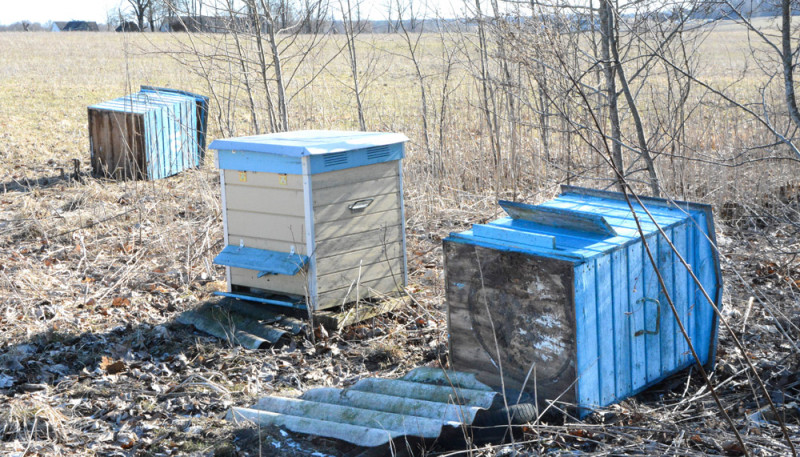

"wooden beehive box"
[444,186,722,416]
[88,87,207,180]
[210,130,408,312]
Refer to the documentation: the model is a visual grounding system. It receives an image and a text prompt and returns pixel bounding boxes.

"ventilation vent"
[323,152,348,167]
[365,145,391,161]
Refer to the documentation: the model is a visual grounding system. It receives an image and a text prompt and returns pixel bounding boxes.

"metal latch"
[348,199,374,213]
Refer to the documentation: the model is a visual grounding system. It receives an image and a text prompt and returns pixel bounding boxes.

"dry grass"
[0,21,798,455]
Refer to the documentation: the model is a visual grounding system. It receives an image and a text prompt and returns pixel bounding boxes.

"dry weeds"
[0,25,798,456]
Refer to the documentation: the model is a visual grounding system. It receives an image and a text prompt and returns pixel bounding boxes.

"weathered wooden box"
[88,87,208,180]
[444,186,722,416]
[210,130,408,311]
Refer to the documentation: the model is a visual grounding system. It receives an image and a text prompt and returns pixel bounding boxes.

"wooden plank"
[223,235,307,256]
[658,228,676,377]
[226,210,305,244]
[230,267,308,296]
[315,209,402,241]
[102,111,112,176]
[673,223,690,367]
[611,248,632,400]
[500,200,618,236]
[313,192,401,224]
[312,175,400,207]
[316,275,404,309]
[628,242,647,390]
[316,242,404,276]
[311,161,398,189]
[315,295,408,330]
[643,234,662,384]
[444,242,577,407]
[575,259,599,411]
[315,225,403,259]
[316,257,405,293]
[695,211,715,363]
[224,184,305,216]
[224,169,304,190]
[595,254,616,405]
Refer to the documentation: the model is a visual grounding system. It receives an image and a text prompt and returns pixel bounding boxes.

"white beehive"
[210,130,408,311]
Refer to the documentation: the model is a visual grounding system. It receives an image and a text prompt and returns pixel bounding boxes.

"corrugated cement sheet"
[227,367,501,447]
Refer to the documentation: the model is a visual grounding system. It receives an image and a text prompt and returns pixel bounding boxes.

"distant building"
[54,21,99,32]
[116,21,141,32]
[162,15,268,33]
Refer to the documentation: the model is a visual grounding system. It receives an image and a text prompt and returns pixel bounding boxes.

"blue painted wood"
[499,200,618,236]
[210,130,408,157]
[214,245,308,276]
[140,85,209,154]
[444,187,721,418]
[472,224,556,249]
[595,254,616,405]
[673,224,690,366]
[627,242,647,390]
[217,149,304,174]
[642,234,662,384]
[213,291,306,309]
[611,248,632,400]
[89,88,205,180]
[575,260,600,414]
[658,228,676,377]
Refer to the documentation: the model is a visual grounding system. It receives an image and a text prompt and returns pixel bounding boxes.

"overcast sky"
[1,0,126,24]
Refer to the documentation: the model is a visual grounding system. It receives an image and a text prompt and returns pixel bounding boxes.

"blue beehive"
[444,186,722,417]
[209,130,409,311]
[88,87,207,180]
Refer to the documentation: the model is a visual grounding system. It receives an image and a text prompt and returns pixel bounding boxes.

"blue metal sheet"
[213,245,308,276]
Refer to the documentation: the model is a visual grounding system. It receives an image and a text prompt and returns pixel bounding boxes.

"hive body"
[444,186,722,416]
[211,130,408,311]
[88,87,207,180]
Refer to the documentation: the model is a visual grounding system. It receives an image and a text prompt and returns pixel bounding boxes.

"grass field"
[0,21,799,456]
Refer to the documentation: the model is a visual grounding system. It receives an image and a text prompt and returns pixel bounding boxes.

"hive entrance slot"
[498,200,618,237]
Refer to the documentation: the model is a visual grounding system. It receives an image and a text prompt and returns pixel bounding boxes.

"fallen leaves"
[99,356,126,375]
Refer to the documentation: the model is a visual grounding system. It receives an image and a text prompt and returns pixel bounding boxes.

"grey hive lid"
[209,130,408,156]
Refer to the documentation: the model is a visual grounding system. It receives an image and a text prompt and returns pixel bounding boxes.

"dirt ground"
[1,156,799,456]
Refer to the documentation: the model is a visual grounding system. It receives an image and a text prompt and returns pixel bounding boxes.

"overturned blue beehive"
[88,87,208,180]
[444,186,722,417]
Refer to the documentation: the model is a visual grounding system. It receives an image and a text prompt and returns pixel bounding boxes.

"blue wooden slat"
[673,223,690,366]
[611,248,632,400]
[214,245,308,276]
[627,242,647,390]
[543,199,667,235]
[643,234,662,384]
[217,149,304,175]
[213,291,306,309]
[658,229,676,377]
[557,193,687,223]
[472,224,556,249]
[575,260,600,415]
[499,200,618,237]
[687,219,698,363]
[695,211,715,363]
[595,254,616,405]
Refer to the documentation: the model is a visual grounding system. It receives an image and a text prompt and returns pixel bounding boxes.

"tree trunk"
[599,0,624,190]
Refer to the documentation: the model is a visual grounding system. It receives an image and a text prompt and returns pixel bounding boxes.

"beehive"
[210,130,408,311]
[88,87,207,180]
[444,186,722,416]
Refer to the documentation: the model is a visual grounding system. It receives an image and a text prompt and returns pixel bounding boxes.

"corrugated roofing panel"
[227,367,500,447]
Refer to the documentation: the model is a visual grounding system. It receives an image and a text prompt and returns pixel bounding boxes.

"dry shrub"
[0,396,69,444]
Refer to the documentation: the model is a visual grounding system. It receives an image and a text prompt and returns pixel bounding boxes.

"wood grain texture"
[444,241,577,406]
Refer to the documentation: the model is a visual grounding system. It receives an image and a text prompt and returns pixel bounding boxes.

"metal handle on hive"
[634,297,660,336]
[348,198,374,213]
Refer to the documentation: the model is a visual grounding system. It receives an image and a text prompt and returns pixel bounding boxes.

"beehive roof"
[209,130,408,156]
